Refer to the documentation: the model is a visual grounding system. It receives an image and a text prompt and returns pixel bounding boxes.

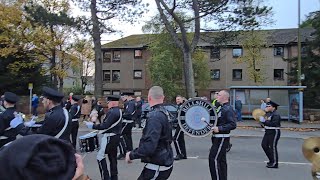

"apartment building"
[101,28,314,100]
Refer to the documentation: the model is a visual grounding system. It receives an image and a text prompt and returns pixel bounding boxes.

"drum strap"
[100,109,122,134]
[55,108,69,138]
[74,105,80,117]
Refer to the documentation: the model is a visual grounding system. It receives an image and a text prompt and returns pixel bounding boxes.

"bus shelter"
[229,86,307,123]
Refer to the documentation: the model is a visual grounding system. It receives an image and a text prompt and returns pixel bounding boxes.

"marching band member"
[0,92,19,148]
[11,87,72,142]
[69,95,81,149]
[118,92,136,160]
[259,101,281,168]
[173,95,187,160]
[209,90,237,180]
[85,95,122,180]
[125,86,174,180]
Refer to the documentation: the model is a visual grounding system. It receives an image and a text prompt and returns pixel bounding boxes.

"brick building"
[101,28,314,101]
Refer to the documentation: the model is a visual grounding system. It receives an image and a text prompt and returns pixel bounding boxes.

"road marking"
[264,161,311,165]
[187,156,199,159]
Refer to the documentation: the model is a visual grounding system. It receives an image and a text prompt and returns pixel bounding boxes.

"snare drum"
[79,133,99,152]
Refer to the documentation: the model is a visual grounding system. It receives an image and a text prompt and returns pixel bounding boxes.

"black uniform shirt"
[16,105,72,142]
[123,99,136,120]
[216,103,237,134]
[92,107,122,135]
[263,110,281,127]
[0,107,17,138]
[69,103,81,119]
[130,104,173,166]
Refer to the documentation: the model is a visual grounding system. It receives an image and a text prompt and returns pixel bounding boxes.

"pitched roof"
[102,28,315,49]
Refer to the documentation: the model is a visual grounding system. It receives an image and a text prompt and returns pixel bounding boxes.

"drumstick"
[201,118,213,127]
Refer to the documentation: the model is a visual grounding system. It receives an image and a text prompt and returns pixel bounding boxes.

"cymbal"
[302,137,320,166]
[252,109,266,121]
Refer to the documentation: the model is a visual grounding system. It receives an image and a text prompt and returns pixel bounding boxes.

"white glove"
[259,116,266,123]
[10,115,23,128]
[84,121,94,129]
[24,120,36,127]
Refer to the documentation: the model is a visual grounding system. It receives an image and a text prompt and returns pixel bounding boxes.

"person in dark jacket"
[134,96,143,129]
[69,95,81,149]
[125,86,173,180]
[85,95,123,180]
[259,101,281,168]
[0,92,19,148]
[11,87,72,142]
[118,92,136,160]
[235,96,243,122]
[173,95,187,160]
[0,134,90,180]
[209,90,237,180]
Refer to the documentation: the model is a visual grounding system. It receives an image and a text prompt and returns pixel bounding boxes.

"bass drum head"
[177,98,218,137]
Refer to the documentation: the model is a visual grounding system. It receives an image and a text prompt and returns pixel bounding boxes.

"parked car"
[140,103,178,128]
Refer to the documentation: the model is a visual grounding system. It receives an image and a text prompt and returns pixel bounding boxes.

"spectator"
[81,96,91,121]
[31,94,39,118]
[134,96,143,129]
[260,99,267,110]
[235,96,243,122]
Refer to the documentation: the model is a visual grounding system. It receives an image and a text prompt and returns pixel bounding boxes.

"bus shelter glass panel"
[269,90,289,118]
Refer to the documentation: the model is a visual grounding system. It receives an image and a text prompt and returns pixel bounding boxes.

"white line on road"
[264,161,312,165]
[187,156,199,159]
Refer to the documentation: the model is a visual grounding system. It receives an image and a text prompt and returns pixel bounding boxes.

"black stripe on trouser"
[70,121,79,149]
[261,129,280,165]
[209,137,229,180]
[173,126,187,157]
[137,166,173,180]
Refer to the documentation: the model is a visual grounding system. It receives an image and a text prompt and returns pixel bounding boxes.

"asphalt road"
[78,129,316,180]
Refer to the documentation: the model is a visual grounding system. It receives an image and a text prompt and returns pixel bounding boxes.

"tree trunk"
[183,50,195,98]
[59,77,64,92]
[50,26,58,89]
[90,0,103,97]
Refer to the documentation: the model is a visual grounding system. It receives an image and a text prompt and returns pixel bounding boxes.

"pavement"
[78,119,320,140]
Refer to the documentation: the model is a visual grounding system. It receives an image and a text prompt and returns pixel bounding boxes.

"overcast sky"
[95,0,320,42]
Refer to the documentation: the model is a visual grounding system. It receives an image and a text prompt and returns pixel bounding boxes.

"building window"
[210,47,220,59]
[274,47,284,56]
[112,90,120,95]
[112,70,120,83]
[255,69,260,72]
[232,48,243,57]
[134,91,142,96]
[103,51,111,62]
[274,69,284,80]
[133,70,142,79]
[134,50,142,59]
[103,90,111,95]
[103,70,111,82]
[232,69,242,80]
[210,69,220,80]
[113,51,121,61]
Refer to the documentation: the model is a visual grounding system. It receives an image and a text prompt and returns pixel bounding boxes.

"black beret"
[267,101,279,107]
[106,95,121,101]
[42,87,64,102]
[71,95,81,101]
[0,134,76,180]
[121,92,134,96]
[4,92,19,104]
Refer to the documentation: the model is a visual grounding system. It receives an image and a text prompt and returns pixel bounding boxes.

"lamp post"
[297,0,302,86]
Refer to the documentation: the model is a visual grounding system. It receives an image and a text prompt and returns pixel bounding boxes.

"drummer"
[69,95,81,149]
[10,87,72,142]
[84,95,122,180]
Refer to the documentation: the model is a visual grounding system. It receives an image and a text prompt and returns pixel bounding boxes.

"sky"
[80,0,320,43]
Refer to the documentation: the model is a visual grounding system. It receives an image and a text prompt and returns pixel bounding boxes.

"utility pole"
[297,0,302,86]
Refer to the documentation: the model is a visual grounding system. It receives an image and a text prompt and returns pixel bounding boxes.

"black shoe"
[226,144,232,152]
[174,154,186,160]
[266,164,278,168]
[117,154,125,160]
